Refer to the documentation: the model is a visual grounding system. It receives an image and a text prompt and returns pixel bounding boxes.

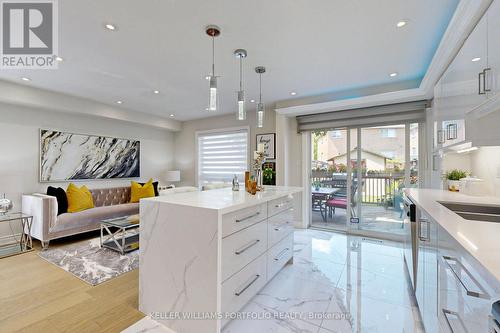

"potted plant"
[444,169,469,192]
[312,180,321,191]
[263,167,276,186]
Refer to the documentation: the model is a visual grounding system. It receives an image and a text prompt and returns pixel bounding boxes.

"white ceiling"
[0,0,459,121]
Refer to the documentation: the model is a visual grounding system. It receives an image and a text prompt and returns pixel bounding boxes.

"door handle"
[442,309,469,333]
[442,255,490,299]
[234,274,260,296]
[235,212,260,223]
[234,239,260,255]
[479,71,485,95]
[484,68,492,92]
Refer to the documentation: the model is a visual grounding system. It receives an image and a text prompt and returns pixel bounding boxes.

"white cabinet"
[432,0,500,149]
[415,211,439,333]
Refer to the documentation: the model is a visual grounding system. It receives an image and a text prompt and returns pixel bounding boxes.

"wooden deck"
[311,203,405,235]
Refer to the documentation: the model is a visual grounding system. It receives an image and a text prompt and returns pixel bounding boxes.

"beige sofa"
[22,186,139,249]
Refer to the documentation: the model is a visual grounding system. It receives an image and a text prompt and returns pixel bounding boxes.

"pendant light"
[255,66,266,128]
[234,49,247,120]
[206,25,220,111]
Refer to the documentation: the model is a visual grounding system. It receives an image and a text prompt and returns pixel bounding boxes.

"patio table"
[312,187,340,222]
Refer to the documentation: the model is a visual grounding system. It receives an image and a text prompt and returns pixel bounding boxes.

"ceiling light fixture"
[206,25,220,112]
[21,77,31,82]
[389,72,398,77]
[255,66,266,128]
[472,57,481,62]
[250,99,255,103]
[396,20,407,28]
[290,91,297,96]
[234,49,248,121]
[105,23,117,31]
[116,100,123,104]
[153,90,160,94]
[170,114,174,117]
[55,56,64,62]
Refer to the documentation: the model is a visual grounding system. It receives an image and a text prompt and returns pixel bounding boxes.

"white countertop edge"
[141,186,303,214]
[406,188,500,281]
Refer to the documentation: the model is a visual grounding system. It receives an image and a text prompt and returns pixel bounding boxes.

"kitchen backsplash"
[443,146,500,196]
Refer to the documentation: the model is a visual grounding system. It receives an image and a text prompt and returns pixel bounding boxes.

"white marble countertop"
[406,188,500,281]
[142,186,303,214]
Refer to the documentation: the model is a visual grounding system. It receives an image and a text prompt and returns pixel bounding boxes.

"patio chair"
[325,183,358,219]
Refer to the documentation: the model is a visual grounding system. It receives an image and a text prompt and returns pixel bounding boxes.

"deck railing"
[311,171,405,206]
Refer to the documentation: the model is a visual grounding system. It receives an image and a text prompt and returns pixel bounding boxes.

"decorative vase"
[448,180,461,192]
[256,168,264,191]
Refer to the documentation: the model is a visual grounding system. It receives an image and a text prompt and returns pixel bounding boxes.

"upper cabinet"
[487,0,500,96]
[432,0,500,150]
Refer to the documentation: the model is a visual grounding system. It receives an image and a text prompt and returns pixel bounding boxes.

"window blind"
[296,100,429,132]
[197,129,248,186]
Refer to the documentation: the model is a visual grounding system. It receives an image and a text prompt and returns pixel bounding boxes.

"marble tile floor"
[123,229,424,333]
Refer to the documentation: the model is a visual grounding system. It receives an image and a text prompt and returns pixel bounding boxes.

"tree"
[312,130,327,161]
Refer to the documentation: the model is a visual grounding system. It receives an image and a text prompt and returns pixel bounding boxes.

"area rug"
[38,236,139,286]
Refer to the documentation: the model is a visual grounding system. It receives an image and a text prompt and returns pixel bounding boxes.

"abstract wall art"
[40,129,140,181]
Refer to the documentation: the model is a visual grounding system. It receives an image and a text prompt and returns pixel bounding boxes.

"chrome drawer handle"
[235,212,260,223]
[442,256,490,299]
[442,309,469,333]
[235,239,260,255]
[234,274,260,296]
[274,248,290,261]
[275,202,289,208]
[274,221,291,231]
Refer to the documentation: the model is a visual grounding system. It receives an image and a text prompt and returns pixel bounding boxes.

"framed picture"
[40,129,140,182]
[256,133,276,159]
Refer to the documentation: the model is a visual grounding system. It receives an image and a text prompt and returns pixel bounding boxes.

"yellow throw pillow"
[130,179,155,203]
[66,183,94,213]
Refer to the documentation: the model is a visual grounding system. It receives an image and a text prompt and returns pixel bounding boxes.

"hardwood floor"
[0,239,144,333]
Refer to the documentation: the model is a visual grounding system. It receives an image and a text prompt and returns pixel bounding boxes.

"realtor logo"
[1,0,58,69]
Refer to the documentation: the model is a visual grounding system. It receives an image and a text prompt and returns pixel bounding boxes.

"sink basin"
[439,201,500,223]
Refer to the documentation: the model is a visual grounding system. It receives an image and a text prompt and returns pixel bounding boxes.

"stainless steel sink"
[439,201,500,223]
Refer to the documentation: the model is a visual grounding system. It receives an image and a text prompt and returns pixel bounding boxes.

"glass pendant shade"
[208,76,217,111]
[237,90,246,120]
[257,102,265,128]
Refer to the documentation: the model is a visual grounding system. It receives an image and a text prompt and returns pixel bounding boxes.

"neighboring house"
[316,125,418,166]
[328,147,388,171]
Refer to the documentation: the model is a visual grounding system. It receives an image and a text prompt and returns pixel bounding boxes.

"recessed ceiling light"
[55,56,64,62]
[472,57,481,62]
[250,99,255,103]
[290,91,297,96]
[169,114,174,117]
[205,76,210,80]
[105,23,117,31]
[389,72,398,77]
[396,20,407,28]
[153,90,160,94]
[21,77,31,82]
[116,100,123,104]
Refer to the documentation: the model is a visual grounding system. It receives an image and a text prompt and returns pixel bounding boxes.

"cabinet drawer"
[267,233,293,281]
[268,195,294,218]
[268,208,294,248]
[222,221,267,282]
[222,203,267,238]
[221,252,267,325]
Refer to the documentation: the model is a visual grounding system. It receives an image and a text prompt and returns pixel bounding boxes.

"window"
[197,128,248,186]
[381,150,396,159]
[330,130,342,138]
[380,128,396,138]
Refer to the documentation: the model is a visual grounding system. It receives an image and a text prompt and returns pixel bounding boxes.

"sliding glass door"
[310,123,421,237]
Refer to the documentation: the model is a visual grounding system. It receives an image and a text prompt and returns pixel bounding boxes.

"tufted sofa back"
[90,187,131,207]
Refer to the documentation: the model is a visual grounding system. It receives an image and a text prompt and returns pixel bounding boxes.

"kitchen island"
[139,186,302,333]
[405,188,500,333]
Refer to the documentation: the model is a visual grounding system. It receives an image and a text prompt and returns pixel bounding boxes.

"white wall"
[0,103,175,244]
[174,108,276,187]
[470,147,500,196]
[275,114,302,187]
